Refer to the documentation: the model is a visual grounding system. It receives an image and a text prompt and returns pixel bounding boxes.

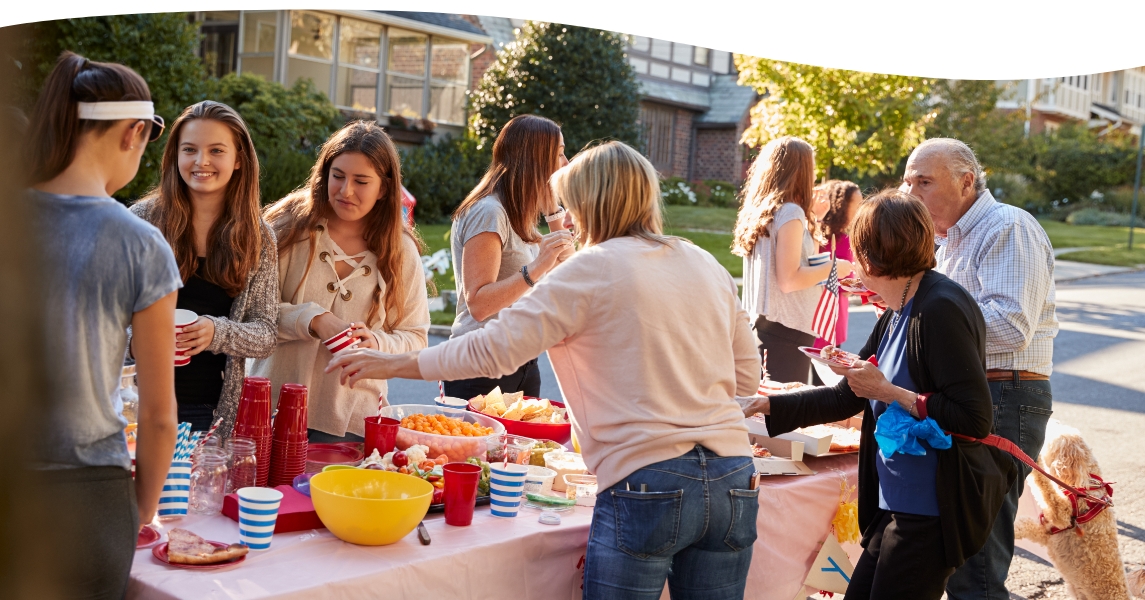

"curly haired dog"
[1015,420,1141,599]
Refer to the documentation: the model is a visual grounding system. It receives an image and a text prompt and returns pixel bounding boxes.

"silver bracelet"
[543,207,566,223]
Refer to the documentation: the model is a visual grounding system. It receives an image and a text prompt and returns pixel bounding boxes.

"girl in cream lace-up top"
[253,122,429,442]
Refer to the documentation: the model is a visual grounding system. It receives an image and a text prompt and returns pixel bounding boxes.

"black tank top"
[174,259,235,408]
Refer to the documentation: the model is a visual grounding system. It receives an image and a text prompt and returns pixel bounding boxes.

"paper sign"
[803,533,854,594]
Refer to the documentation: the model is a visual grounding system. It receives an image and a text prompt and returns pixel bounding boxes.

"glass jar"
[226,437,258,494]
[188,447,229,515]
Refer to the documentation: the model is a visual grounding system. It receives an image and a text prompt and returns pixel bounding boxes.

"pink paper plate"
[152,541,247,570]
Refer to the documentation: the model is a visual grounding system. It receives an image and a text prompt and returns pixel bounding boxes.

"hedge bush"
[399,135,492,223]
[1065,208,1139,227]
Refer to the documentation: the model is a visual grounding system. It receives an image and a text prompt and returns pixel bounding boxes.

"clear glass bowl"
[377,405,505,464]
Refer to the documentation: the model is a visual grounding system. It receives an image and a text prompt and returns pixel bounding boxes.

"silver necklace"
[891,275,913,330]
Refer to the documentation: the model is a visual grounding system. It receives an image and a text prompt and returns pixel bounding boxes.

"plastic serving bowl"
[467,398,572,445]
[377,405,505,463]
[309,469,433,545]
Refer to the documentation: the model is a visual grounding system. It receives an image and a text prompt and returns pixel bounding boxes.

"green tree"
[207,73,344,204]
[735,57,933,179]
[21,14,209,199]
[1027,123,1139,209]
[400,135,492,223]
[469,22,642,155]
[927,80,1029,177]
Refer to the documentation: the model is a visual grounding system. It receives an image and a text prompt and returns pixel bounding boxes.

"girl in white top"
[254,122,429,442]
[733,137,852,383]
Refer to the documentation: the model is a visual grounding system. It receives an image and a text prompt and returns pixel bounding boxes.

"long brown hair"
[27,51,151,184]
[138,101,262,296]
[731,137,816,257]
[817,180,862,240]
[453,114,563,243]
[264,121,420,331]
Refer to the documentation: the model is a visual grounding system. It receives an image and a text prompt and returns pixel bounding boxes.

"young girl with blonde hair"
[255,121,429,442]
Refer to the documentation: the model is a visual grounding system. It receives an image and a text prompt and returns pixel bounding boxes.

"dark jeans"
[37,466,138,599]
[753,316,814,384]
[584,446,758,600]
[946,379,1053,600]
[443,358,541,400]
[846,510,955,600]
[177,402,218,431]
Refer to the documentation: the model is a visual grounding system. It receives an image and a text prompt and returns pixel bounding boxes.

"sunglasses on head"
[141,114,165,143]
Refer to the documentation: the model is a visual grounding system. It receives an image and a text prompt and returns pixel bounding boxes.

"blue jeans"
[946,379,1053,600]
[584,446,758,600]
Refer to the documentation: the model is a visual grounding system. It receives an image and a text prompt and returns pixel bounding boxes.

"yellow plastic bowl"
[309,469,433,546]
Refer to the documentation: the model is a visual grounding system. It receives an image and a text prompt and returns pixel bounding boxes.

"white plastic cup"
[489,463,529,518]
[157,460,192,519]
[523,465,557,495]
[174,309,198,367]
[434,396,469,409]
[807,252,831,267]
[237,487,283,550]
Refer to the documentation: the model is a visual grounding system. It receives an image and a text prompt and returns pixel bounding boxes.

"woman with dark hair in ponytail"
[129,101,279,437]
[26,51,181,598]
[255,121,429,443]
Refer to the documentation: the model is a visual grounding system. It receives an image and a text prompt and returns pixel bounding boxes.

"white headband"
[77,101,154,121]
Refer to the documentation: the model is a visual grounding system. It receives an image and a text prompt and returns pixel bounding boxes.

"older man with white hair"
[900,138,1057,599]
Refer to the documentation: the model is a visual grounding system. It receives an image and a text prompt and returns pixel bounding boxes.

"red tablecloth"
[129,454,858,600]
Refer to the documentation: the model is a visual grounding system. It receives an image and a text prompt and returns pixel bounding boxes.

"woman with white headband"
[26,51,180,598]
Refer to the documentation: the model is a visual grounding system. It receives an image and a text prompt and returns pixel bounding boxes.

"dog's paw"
[1014,517,1041,540]
[1128,567,1145,598]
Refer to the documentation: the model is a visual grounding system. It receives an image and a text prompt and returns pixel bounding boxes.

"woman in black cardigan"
[747,190,1016,599]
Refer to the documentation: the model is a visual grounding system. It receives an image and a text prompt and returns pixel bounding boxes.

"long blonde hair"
[731,136,816,257]
[263,121,422,331]
[139,101,262,296]
[550,141,671,248]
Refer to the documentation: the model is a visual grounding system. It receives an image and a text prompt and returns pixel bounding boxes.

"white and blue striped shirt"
[934,191,1058,375]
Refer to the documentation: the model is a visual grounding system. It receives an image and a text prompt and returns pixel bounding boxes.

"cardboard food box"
[777,429,835,457]
[749,433,815,476]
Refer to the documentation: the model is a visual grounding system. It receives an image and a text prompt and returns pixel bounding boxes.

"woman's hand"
[831,359,893,401]
[527,230,574,279]
[325,348,423,388]
[349,321,378,350]
[310,312,352,342]
[176,316,215,356]
[834,258,854,278]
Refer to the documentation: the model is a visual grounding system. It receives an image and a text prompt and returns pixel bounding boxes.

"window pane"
[651,39,671,60]
[387,74,424,118]
[202,26,238,78]
[205,11,239,22]
[672,44,691,65]
[431,40,469,85]
[388,29,427,77]
[337,67,378,112]
[240,56,275,80]
[630,36,650,52]
[429,82,466,124]
[242,12,278,54]
[289,10,334,60]
[288,57,332,93]
[339,18,381,69]
[693,47,709,66]
[711,50,730,75]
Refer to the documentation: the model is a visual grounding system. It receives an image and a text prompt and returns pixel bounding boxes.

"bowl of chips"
[467,387,572,445]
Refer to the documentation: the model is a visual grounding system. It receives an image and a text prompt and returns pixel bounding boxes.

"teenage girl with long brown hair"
[130,100,279,436]
[254,121,429,443]
[26,51,180,598]
[733,137,852,383]
[444,114,574,400]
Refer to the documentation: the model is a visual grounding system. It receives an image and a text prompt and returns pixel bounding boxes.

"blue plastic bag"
[874,403,952,456]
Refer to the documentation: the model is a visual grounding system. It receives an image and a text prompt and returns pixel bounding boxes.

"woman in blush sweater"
[328,141,763,600]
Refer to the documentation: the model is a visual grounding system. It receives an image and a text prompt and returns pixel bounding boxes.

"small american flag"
[812,247,840,346]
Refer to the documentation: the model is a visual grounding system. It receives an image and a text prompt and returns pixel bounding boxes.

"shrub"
[661,177,698,206]
[1065,208,1138,227]
[701,180,738,208]
[207,74,344,204]
[1027,124,1139,211]
[469,22,642,155]
[400,135,492,223]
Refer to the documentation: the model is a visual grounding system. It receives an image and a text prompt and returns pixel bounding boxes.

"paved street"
[389,268,1145,599]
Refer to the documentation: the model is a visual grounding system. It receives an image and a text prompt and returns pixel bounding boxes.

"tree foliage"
[469,22,642,155]
[927,80,1029,177]
[1026,123,1139,208]
[400,135,492,223]
[735,57,933,179]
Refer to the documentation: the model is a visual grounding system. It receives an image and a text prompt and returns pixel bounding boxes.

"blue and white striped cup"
[236,487,283,550]
[488,463,529,518]
[157,460,192,518]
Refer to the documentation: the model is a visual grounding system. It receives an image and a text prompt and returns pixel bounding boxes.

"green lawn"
[663,205,739,232]
[1038,219,1145,267]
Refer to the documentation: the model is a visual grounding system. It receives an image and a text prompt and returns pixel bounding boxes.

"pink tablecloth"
[129,454,858,600]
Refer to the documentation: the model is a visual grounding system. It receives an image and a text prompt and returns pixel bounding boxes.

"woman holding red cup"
[253,122,429,443]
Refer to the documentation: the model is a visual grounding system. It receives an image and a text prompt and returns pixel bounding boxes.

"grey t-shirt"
[450,196,539,338]
[29,190,182,470]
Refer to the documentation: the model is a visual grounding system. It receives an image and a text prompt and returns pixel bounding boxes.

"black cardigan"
[767,270,1017,567]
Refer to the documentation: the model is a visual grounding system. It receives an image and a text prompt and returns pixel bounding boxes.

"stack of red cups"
[232,377,273,487]
[268,383,309,487]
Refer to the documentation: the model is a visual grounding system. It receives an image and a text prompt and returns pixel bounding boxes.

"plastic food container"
[305,443,365,474]
[564,474,598,507]
[468,397,572,445]
[378,405,505,464]
[544,450,588,492]
[523,465,558,495]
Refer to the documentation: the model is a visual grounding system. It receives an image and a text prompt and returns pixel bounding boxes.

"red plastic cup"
[443,462,482,526]
[273,384,309,440]
[363,416,399,458]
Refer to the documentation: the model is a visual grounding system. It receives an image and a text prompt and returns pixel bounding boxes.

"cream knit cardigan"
[250,220,430,437]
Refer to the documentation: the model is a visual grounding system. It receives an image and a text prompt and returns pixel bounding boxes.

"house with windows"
[997,69,1145,137]
[190,10,491,146]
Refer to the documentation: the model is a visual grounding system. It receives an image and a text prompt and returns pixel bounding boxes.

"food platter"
[152,541,246,570]
[798,346,859,368]
[838,277,874,296]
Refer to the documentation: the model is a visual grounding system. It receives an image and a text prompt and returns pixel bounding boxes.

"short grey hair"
[913,138,987,194]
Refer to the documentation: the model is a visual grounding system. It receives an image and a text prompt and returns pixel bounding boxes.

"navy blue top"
[872,298,940,516]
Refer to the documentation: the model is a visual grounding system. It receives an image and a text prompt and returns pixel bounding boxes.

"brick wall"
[469,43,495,91]
[693,127,740,183]
[671,109,694,178]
